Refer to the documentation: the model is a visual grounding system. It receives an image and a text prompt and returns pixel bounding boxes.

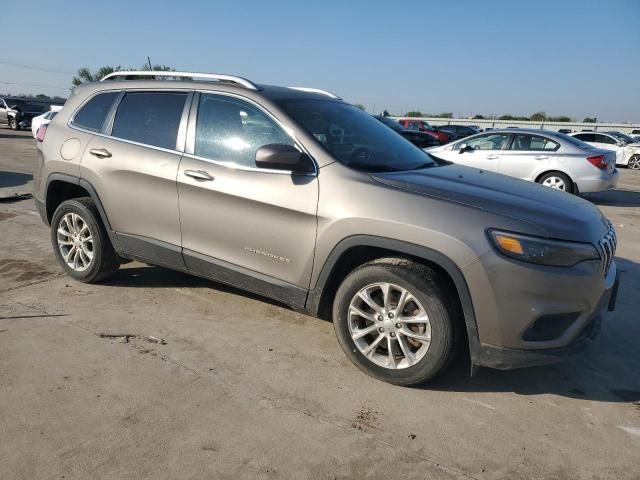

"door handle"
[184,169,214,181]
[89,148,112,159]
[534,155,549,160]
[486,155,499,159]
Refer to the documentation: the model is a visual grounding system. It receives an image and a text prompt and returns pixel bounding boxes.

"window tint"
[510,134,559,151]
[195,94,294,168]
[459,133,509,150]
[72,91,119,132]
[574,133,595,142]
[594,134,615,145]
[111,92,187,150]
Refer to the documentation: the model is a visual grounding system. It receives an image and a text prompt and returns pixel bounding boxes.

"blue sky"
[2,0,639,122]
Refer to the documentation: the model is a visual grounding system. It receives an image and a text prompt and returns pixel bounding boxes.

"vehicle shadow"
[0,131,32,140]
[429,256,640,403]
[103,264,289,309]
[582,189,640,207]
[0,171,33,189]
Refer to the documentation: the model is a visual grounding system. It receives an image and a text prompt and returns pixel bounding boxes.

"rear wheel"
[332,258,461,386]
[628,155,640,170]
[51,198,120,283]
[537,171,574,193]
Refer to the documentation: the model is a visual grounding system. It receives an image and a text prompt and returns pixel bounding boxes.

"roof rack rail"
[100,71,259,90]
[288,87,340,99]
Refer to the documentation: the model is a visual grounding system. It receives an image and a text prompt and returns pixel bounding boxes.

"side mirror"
[459,144,474,153]
[255,144,314,174]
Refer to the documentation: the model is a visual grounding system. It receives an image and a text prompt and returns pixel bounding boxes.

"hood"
[371,164,608,242]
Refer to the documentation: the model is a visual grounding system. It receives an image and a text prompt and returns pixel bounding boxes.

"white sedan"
[570,131,640,170]
[30,110,58,138]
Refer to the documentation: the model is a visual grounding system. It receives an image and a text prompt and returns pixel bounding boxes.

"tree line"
[404,110,597,123]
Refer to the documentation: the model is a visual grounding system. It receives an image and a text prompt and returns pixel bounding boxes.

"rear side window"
[510,134,559,151]
[111,92,187,150]
[574,133,595,142]
[593,134,615,145]
[72,91,119,132]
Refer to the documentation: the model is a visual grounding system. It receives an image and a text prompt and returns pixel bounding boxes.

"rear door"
[177,92,318,306]
[499,133,558,180]
[447,132,509,172]
[79,90,190,264]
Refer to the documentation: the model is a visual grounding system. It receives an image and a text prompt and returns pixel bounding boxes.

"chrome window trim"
[186,89,318,176]
[67,87,318,176]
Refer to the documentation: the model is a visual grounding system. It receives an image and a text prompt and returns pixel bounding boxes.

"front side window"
[460,133,509,150]
[195,94,294,168]
[510,134,559,151]
[111,92,187,150]
[279,99,437,172]
[72,91,119,132]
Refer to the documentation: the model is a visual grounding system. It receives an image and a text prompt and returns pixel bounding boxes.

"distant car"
[570,131,640,170]
[31,110,58,138]
[0,97,44,130]
[373,116,440,149]
[630,129,640,136]
[435,124,478,140]
[427,128,618,193]
[558,128,572,134]
[397,119,457,144]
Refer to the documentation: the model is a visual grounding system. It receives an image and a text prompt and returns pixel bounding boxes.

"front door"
[177,92,318,307]
[449,132,510,172]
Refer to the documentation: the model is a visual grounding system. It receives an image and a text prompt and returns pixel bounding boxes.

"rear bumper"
[474,269,619,370]
[576,169,619,193]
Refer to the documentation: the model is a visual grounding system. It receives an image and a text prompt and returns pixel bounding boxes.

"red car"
[397,119,457,144]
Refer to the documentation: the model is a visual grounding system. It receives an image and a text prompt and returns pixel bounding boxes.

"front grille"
[598,221,616,276]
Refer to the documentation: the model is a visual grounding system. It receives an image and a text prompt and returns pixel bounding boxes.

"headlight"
[488,229,599,267]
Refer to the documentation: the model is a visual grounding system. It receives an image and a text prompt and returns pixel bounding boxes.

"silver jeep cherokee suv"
[33,71,619,386]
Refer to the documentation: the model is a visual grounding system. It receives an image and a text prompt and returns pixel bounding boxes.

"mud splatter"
[351,406,379,431]
[0,259,54,282]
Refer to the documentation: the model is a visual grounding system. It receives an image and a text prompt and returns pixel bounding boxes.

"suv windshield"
[279,100,438,172]
[608,132,636,144]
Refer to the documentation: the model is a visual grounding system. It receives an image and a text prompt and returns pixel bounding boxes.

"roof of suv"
[73,72,343,104]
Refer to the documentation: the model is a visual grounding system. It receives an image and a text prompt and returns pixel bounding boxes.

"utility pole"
[147,56,153,70]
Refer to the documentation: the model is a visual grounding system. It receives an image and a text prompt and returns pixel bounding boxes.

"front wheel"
[537,171,574,193]
[332,258,461,386]
[628,155,640,170]
[50,198,120,283]
[9,116,20,130]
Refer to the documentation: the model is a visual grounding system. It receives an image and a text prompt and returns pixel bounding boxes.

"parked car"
[31,110,58,138]
[558,128,572,134]
[397,119,457,144]
[570,131,640,170]
[374,115,440,149]
[435,124,478,140]
[0,97,45,130]
[427,129,618,193]
[630,129,640,136]
[34,71,618,386]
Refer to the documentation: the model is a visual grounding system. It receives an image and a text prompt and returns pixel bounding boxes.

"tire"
[332,258,461,386]
[50,198,120,283]
[9,116,20,130]
[537,171,574,194]
[628,155,640,170]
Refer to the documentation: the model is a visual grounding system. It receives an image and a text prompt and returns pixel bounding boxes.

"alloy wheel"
[542,176,566,190]
[57,212,94,271]
[629,155,640,170]
[348,282,431,369]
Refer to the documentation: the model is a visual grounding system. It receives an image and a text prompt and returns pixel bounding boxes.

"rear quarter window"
[72,91,119,132]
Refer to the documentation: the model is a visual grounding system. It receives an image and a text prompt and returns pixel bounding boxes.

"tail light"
[36,124,47,142]
[587,154,607,170]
